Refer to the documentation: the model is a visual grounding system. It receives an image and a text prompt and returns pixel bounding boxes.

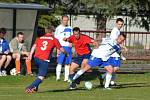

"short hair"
[116,18,124,23]
[119,33,126,39]
[45,25,55,33]
[17,32,24,36]
[61,15,69,20]
[73,27,80,32]
[0,28,6,34]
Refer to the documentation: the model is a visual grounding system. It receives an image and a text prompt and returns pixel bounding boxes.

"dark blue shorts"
[57,46,72,65]
[73,53,91,66]
[34,57,49,77]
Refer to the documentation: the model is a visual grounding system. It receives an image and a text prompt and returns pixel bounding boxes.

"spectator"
[9,32,32,75]
[0,28,12,76]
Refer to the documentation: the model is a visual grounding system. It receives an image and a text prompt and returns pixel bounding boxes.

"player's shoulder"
[112,27,119,32]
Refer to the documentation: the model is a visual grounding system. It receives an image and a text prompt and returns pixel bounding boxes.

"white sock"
[73,69,84,80]
[56,64,62,80]
[104,72,112,88]
[64,65,69,81]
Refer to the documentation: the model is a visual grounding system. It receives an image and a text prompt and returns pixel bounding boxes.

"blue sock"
[29,78,42,88]
[69,74,75,81]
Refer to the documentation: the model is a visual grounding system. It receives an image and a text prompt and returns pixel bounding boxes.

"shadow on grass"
[113,82,150,89]
[38,88,86,93]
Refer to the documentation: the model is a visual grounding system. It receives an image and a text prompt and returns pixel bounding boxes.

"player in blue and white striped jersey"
[54,15,73,81]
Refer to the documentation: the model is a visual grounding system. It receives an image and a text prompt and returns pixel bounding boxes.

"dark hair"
[17,32,24,36]
[73,27,80,32]
[119,33,126,39]
[0,28,7,34]
[61,15,69,20]
[116,18,124,23]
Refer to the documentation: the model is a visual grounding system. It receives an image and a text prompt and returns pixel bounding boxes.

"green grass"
[0,74,150,100]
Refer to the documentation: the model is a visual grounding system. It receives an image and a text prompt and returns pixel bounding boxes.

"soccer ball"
[84,81,93,90]
[10,68,17,76]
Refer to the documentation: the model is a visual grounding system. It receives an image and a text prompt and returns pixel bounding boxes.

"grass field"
[0,73,150,100]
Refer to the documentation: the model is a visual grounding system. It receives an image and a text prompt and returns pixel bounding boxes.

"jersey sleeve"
[110,28,119,40]
[54,27,59,39]
[84,36,94,44]
[54,38,61,49]
[67,35,74,43]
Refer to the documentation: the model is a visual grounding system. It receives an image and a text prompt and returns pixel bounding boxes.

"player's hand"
[4,50,9,54]
[121,55,126,61]
[63,37,67,41]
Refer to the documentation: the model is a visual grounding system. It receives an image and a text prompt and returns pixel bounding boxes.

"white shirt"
[54,25,72,46]
[91,38,120,61]
[110,27,121,57]
[0,39,3,53]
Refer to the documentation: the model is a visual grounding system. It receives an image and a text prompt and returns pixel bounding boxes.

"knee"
[7,55,12,61]
[13,53,21,60]
[105,66,113,74]
[1,55,6,60]
[38,76,45,80]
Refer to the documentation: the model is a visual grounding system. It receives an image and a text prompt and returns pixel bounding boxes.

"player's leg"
[12,53,21,75]
[72,56,102,82]
[25,58,32,75]
[2,55,12,76]
[110,67,119,86]
[104,65,113,89]
[25,58,48,93]
[64,47,72,81]
[56,51,65,81]
[110,57,121,86]
[0,55,6,76]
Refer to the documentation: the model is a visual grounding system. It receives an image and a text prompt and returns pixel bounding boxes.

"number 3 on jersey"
[41,41,48,50]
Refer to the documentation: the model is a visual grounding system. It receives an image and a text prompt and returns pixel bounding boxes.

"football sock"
[56,64,62,80]
[26,59,32,74]
[15,59,20,74]
[111,72,116,81]
[64,65,69,81]
[104,72,112,88]
[69,73,75,81]
[73,69,84,81]
[30,78,42,88]
[102,73,106,79]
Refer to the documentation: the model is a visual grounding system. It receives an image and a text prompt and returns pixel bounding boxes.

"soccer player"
[69,33,126,89]
[109,18,128,86]
[63,27,98,89]
[9,32,32,75]
[54,15,73,81]
[0,28,12,76]
[25,25,67,93]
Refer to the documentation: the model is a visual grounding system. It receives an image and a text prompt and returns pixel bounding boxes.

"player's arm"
[28,44,36,60]
[90,39,99,49]
[55,38,68,56]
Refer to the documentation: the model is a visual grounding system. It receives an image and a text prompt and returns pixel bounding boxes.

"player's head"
[45,25,55,34]
[61,15,69,26]
[116,33,126,44]
[0,28,7,38]
[17,32,24,43]
[73,27,80,39]
[116,18,124,30]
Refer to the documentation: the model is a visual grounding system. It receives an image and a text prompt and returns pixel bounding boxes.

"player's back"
[34,33,60,60]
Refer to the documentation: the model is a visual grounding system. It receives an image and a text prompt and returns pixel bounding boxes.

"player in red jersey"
[25,26,67,93]
[63,27,98,89]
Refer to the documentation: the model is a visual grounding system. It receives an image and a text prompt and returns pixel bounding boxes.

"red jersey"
[68,34,93,55]
[34,33,61,60]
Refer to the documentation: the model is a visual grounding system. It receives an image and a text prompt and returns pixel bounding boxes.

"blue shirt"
[0,38,10,53]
